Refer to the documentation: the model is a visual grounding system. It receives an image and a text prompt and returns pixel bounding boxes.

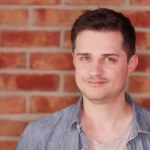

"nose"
[90,60,104,77]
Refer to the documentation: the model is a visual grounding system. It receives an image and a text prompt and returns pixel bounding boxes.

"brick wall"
[0,0,150,149]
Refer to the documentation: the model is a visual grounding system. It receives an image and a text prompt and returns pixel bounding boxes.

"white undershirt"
[86,120,132,150]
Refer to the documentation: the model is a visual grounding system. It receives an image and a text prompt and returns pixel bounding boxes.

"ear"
[128,54,138,73]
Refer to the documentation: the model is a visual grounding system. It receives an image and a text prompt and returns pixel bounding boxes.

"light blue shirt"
[17,93,150,150]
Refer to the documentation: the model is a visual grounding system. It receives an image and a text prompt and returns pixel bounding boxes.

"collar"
[65,97,83,130]
[65,93,150,137]
[125,93,150,139]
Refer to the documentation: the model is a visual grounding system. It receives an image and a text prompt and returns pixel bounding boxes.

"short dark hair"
[71,8,136,60]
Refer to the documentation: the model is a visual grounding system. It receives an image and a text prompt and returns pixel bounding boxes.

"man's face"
[73,30,138,103]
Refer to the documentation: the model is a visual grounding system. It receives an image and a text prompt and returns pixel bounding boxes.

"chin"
[84,96,109,104]
[83,92,109,102]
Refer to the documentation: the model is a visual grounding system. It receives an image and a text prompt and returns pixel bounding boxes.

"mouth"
[87,80,108,87]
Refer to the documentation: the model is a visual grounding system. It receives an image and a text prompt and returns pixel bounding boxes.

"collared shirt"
[17,93,150,150]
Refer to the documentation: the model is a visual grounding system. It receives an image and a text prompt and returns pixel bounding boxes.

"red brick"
[1,31,60,47]
[136,32,150,49]
[0,74,59,91]
[0,52,26,69]
[0,31,2,46]
[0,96,26,113]
[64,0,123,5]
[136,54,150,72]
[63,74,79,92]
[0,0,60,5]
[33,9,83,26]
[0,141,16,150]
[30,96,79,113]
[131,0,150,5]
[0,119,28,136]
[64,31,71,48]
[123,11,150,27]
[0,9,28,26]
[128,76,150,93]
[30,52,74,70]
[135,97,150,109]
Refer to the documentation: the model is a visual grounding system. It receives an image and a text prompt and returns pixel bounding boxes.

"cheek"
[75,67,84,79]
[112,66,128,82]
[75,66,90,84]
[75,64,89,74]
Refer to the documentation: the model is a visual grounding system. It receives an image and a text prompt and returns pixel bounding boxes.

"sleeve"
[16,122,36,150]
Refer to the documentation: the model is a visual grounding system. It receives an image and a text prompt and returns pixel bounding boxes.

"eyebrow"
[76,53,90,56]
[102,54,120,57]
[76,53,119,57]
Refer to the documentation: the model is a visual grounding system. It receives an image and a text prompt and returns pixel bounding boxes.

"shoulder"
[28,102,76,132]
[135,103,150,118]
[138,106,150,121]
[134,103,150,126]
[126,93,150,125]
[17,102,77,149]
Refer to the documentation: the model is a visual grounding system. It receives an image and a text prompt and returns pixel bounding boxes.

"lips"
[87,80,108,87]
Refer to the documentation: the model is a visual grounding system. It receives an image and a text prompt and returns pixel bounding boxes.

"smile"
[87,80,108,87]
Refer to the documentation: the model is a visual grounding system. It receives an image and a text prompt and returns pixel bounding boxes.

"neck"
[81,92,132,132]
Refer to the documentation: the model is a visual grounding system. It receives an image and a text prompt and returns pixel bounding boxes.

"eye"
[105,57,117,63]
[80,56,91,62]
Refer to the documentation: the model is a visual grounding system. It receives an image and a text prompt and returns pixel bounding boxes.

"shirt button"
[76,123,80,129]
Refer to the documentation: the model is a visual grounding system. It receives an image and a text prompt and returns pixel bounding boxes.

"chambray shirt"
[17,93,150,150]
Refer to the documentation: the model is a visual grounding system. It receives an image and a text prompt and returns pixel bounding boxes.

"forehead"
[74,30,125,55]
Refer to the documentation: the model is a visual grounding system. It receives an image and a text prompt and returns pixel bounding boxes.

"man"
[17,8,150,150]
